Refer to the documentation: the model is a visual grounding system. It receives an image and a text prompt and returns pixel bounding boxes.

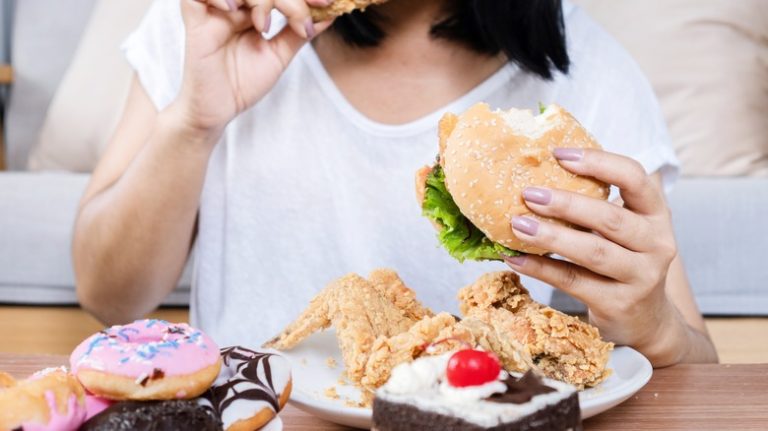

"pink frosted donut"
[70,319,222,401]
[0,368,86,431]
[84,392,114,420]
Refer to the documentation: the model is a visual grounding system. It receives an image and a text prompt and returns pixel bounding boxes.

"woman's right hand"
[174,0,332,135]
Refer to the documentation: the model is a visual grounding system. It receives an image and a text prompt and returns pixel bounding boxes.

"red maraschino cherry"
[446,349,502,387]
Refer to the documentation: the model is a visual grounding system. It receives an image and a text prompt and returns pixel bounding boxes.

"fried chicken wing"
[457,270,532,314]
[458,272,613,388]
[264,271,434,384]
[457,310,535,372]
[268,268,613,405]
[361,312,470,391]
[367,269,434,321]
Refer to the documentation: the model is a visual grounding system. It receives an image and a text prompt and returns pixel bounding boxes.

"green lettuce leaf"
[422,164,519,262]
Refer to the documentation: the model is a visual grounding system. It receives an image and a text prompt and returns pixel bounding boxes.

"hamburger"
[310,0,389,22]
[416,103,609,261]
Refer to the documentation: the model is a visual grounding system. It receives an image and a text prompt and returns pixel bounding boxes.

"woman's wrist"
[159,101,226,150]
[633,298,717,367]
[635,300,688,367]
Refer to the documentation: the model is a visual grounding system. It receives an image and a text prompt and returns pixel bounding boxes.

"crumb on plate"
[325,386,340,400]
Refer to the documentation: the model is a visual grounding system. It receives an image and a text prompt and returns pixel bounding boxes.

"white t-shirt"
[123,0,678,347]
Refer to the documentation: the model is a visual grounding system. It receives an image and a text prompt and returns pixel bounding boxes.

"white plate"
[280,330,652,429]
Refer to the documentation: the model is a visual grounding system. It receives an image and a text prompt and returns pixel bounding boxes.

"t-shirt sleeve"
[121,0,185,111]
[555,4,679,193]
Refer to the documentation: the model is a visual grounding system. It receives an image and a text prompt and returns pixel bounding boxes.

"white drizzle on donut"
[198,346,291,430]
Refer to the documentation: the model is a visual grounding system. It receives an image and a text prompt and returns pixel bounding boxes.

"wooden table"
[2,354,767,430]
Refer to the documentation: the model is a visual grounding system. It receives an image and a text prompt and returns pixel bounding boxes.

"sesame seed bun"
[420,103,609,256]
[310,0,389,22]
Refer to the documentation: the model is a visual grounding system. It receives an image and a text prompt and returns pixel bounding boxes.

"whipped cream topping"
[438,377,508,403]
[377,352,577,428]
[384,354,451,394]
[385,353,510,402]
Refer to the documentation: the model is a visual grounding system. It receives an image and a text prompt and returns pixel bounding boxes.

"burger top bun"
[440,103,609,255]
[310,0,389,22]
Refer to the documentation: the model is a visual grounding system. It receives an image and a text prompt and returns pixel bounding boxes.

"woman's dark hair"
[331,0,569,80]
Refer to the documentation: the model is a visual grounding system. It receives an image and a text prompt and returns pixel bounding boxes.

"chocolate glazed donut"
[199,346,293,431]
[79,400,221,431]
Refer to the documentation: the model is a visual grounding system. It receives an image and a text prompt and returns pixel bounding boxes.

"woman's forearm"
[680,324,720,364]
[637,299,719,367]
[73,105,219,324]
[653,254,719,366]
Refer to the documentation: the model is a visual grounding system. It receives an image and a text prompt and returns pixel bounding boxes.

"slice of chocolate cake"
[372,350,581,431]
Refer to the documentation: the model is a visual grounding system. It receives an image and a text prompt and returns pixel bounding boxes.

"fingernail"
[512,216,539,236]
[553,148,583,161]
[263,12,272,33]
[504,254,528,267]
[226,0,237,12]
[304,17,316,40]
[523,187,551,205]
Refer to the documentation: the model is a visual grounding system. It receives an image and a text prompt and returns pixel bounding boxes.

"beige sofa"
[1,0,766,314]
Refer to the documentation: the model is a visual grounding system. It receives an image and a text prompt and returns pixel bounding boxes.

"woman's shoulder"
[122,2,312,111]
[122,0,185,110]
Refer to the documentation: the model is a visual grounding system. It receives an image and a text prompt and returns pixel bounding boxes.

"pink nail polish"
[304,18,316,40]
[523,187,551,205]
[512,217,539,236]
[264,12,272,33]
[504,255,528,267]
[553,148,583,161]
[225,0,237,12]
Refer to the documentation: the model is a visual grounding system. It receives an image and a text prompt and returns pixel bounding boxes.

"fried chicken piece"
[361,312,470,391]
[0,372,15,388]
[458,272,613,388]
[265,272,434,384]
[265,273,418,349]
[310,0,389,22]
[457,310,535,373]
[270,268,613,404]
[263,283,334,351]
[367,269,434,321]
[458,271,532,315]
[523,305,613,388]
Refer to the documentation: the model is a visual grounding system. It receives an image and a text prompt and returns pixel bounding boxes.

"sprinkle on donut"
[70,319,222,401]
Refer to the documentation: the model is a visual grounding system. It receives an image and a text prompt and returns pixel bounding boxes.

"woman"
[72,0,717,366]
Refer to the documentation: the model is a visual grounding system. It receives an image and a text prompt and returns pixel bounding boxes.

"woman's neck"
[312,1,506,125]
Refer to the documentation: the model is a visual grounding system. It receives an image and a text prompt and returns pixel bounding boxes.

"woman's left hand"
[503,148,681,363]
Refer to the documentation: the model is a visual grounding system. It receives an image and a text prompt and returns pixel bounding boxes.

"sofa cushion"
[573,0,768,177]
[552,178,768,316]
[667,178,768,315]
[5,0,96,170]
[0,172,190,305]
[27,0,153,172]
